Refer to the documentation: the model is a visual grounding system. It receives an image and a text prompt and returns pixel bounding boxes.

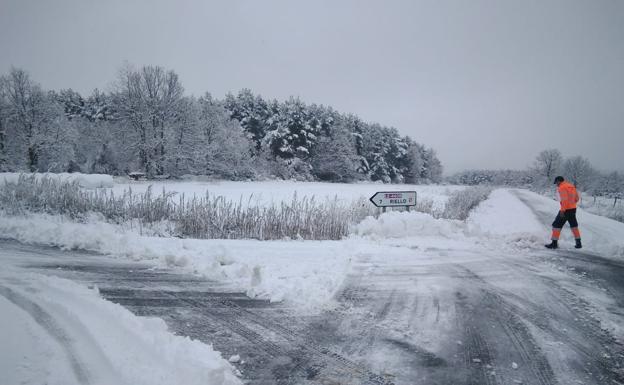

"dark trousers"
[551,208,581,240]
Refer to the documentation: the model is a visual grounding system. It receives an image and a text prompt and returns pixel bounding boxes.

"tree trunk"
[28,145,38,172]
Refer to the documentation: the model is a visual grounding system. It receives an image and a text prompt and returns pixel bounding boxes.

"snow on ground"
[0,172,114,189]
[467,189,543,236]
[2,186,624,313]
[109,178,464,210]
[0,213,352,311]
[513,189,624,258]
[0,268,240,385]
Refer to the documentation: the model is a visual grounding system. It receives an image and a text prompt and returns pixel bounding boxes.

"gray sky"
[1,0,623,174]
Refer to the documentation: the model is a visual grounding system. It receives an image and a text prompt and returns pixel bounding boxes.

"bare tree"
[563,156,594,189]
[112,65,184,176]
[533,149,563,184]
[2,68,62,171]
[197,94,254,179]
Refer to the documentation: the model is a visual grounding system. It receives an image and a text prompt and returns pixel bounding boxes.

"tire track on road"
[161,290,396,385]
[0,285,93,385]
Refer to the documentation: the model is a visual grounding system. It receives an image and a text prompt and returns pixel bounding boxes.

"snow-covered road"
[2,188,624,384]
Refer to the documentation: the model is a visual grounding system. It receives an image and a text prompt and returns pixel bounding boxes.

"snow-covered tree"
[2,68,68,171]
[224,89,270,152]
[197,94,254,179]
[361,123,393,182]
[112,65,184,176]
[421,148,443,183]
[268,97,316,159]
[401,139,423,184]
[0,67,445,183]
[310,121,360,182]
[563,155,594,190]
[56,89,86,120]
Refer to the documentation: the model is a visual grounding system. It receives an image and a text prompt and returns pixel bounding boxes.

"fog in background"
[1,0,622,174]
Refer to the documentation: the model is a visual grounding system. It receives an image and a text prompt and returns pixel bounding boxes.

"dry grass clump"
[0,175,376,240]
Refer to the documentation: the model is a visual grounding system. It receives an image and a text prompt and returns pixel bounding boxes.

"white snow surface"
[110,178,463,210]
[467,189,543,236]
[0,214,352,311]
[0,172,114,188]
[2,187,624,313]
[513,189,624,258]
[0,268,240,385]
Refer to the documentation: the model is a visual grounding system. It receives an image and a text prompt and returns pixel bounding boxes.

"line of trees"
[449,148,623,200]
[0,65,443,184]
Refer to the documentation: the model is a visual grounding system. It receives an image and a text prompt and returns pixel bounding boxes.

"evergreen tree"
[310,121,360,182]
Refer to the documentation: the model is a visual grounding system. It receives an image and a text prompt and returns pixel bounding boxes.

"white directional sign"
[369,191,417,207]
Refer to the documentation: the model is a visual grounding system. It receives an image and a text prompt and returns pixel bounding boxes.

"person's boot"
[575,239,582,249]
[545,240,558,249]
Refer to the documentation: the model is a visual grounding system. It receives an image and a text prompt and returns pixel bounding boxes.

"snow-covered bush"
[441,186,492,220]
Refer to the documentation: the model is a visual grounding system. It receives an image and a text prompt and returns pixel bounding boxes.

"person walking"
[545,176,582,249]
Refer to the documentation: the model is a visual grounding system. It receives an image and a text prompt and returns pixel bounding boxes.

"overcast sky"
[1,0,622,174]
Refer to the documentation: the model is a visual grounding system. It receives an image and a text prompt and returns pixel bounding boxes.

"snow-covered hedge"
[0,172,113,189]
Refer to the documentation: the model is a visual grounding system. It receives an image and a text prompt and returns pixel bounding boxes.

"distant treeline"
[448,149,623,198]
[0,65,442,183]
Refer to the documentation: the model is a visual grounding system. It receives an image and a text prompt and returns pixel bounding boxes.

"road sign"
[369,191,417,207]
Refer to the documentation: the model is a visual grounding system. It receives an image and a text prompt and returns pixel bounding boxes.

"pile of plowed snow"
[0,270,240,385]
[355,211,466,239]
[0,213,351,312]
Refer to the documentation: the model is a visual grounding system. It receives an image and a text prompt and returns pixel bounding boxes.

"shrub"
[440,186,492,220]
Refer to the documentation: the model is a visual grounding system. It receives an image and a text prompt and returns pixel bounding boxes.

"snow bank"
[354,211,466,239]
[0,172,114,188]
[0,213,351,311]
[353,189,547,252]
[0,270,240,385]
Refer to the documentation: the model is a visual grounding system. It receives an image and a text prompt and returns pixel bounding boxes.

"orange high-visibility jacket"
[558,181,579,212]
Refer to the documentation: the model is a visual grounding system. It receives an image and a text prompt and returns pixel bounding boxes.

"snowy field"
[108,177,465,211]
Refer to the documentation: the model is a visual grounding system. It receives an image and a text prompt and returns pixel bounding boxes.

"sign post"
[369,191,417,214]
